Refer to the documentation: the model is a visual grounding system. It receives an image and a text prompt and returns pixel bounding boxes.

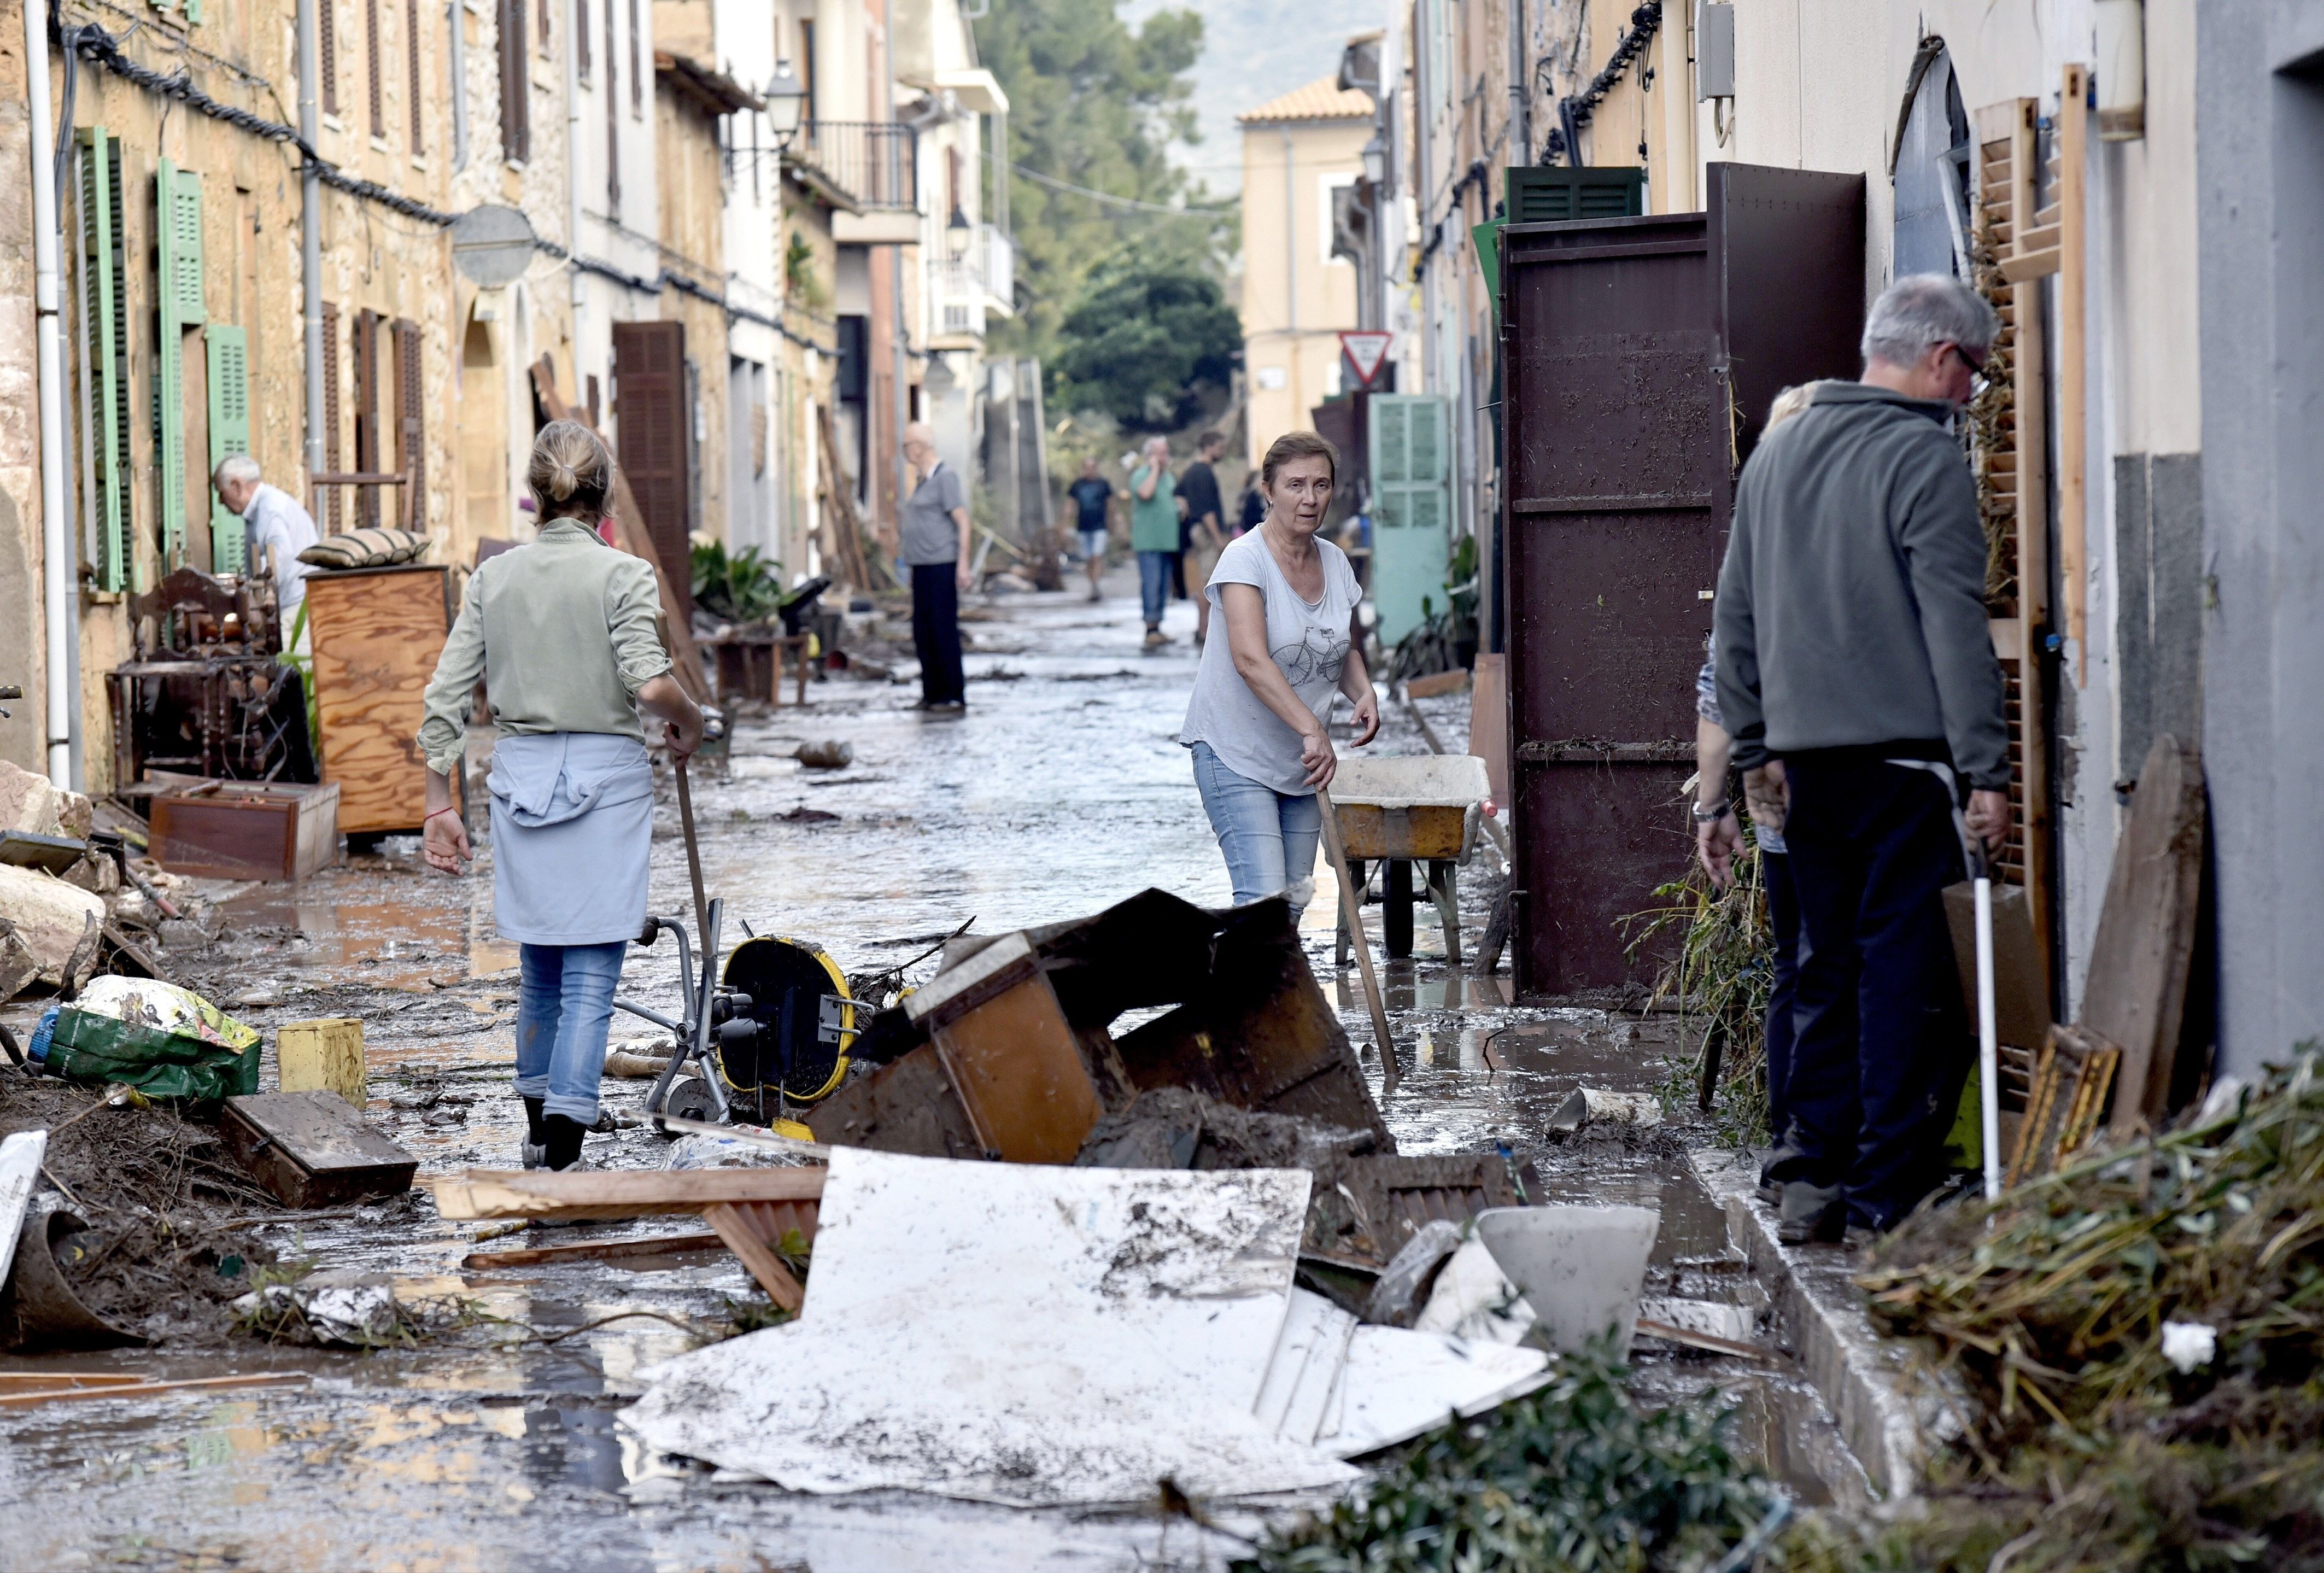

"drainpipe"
[449,0,469,170]
[1282,124,1298,421]
[886,8,907,539]
[565,0,584,329]
[298,0,326,499]
[1507,0,1529,167]
[24,2,74,786]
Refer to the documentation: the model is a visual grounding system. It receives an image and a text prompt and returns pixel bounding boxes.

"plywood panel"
[307,565,452,834]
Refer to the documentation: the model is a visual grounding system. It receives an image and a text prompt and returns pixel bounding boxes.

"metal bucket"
[0,1208,149,1352]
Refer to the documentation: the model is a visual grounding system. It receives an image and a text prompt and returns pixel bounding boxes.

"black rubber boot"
[522,1097,547,1145]
[543,1113,588,1171]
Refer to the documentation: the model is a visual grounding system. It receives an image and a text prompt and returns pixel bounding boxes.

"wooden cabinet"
[304,564,454,836]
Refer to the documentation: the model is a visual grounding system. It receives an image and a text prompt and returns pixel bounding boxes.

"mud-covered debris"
[794,740,854,770]
[1549,1087,1665,1132]
[1073,1087,1373,1173]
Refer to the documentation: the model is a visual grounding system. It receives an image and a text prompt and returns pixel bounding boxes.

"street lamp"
[1360,131,1386,188]
[764,59,807,148]
[947,204,973,260]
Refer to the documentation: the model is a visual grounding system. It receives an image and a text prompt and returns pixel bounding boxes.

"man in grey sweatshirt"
[1713,273,2011,1245]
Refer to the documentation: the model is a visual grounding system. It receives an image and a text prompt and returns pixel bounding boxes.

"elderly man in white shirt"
[212,455,320,651]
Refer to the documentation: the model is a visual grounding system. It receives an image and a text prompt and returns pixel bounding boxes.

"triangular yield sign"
[1339,331,1393,388]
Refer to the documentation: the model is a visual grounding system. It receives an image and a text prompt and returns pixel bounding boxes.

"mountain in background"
[1121,0,1389,199]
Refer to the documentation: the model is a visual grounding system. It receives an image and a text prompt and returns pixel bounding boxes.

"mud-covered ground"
[0,568,1858,1570]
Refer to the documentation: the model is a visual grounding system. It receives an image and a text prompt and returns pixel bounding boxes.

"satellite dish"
[450,204,538,287]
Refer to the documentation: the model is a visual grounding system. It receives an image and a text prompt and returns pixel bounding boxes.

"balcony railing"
[934,226,1015,338]
[788,121,918,213]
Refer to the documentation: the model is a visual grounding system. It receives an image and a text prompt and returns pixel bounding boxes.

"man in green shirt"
[1130,436,1180,647]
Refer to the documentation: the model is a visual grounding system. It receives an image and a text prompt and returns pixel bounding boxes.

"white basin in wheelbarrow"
[1327,754,1492,862]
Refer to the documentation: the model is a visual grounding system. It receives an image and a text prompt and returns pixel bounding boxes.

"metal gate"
[1501,163,1864,998]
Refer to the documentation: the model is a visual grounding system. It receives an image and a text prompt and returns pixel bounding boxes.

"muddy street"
[1,579,1850,1571]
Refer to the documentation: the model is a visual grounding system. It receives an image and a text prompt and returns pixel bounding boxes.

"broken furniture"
[220,1090,417,1208]
[1327,754,1493,964]
[429,1163,824,1312]
[2006,733,2208,1181]
[701,631,811,707]
[109,566,312,788]
[303,563,455,836]
[148,780,341,882]
[807,889,1390,1163]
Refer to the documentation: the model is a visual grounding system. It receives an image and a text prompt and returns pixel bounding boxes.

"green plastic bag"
[40,976,261,1102]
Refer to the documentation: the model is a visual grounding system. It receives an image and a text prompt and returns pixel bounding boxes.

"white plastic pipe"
[24,2,75,787]
[1974,864,2001,1201]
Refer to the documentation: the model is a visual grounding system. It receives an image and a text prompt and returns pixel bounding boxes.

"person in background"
[900,422,973,713]
[1067,456,1115,603]
[1237,475,1268,537]
[416,422,705,1173]
[1714,274,2010,1249]
[1178,431,1228,645]
[1130,436,1180,648]
[1695,382,1817,1204]
[1179,431,1379,910]
[212,455,319,652]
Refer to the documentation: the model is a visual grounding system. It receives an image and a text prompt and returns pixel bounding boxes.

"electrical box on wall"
[1694,2,1736,101]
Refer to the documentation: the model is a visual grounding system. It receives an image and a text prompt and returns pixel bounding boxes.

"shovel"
[1317,784,1398,1097]
[1969,838,2001,1202]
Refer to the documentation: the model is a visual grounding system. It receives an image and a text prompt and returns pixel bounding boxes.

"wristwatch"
[1691,798,1732,824]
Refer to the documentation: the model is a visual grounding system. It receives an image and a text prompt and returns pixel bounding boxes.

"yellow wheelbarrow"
[1326,755,1492,965]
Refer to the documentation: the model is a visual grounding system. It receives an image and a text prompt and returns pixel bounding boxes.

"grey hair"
[1860,273,1999,367]
[213,454,261,488]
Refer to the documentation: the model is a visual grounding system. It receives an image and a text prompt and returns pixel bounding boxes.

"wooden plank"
[2089,736,2206,1135]
[425,1164,827,1221]
[461,1230,727,1268]
[1997,248,2059,283]
[220,1091,417,1208]
[0,1372,310,1410]
[306,565,452,834]
[2059,64,2089,681]
[703,1201,806,1312]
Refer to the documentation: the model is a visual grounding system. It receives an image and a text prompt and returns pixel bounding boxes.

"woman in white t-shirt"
[1179,431,1380,908]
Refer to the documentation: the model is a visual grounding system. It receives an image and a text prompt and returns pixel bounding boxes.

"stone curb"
[1689,1147,1953,1498]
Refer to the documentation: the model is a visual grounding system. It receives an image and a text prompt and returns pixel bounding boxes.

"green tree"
[1054,259,1241,429]
[974,0,1233,367]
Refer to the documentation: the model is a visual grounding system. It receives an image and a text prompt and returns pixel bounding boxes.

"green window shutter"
[77,128,131,593]
[206,326,250,571]
[1504,167,1647,224]
[171,169,206,325]
[1366,394,1453,646]
[155,164,205,565]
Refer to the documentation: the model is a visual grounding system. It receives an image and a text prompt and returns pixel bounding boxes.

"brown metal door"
[1502,166,1863,999]
[612,320,691,617]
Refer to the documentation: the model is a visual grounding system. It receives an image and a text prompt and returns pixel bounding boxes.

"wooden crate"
[220,1090,417,1208]
[150,781,341,882]
[305,564,454,835]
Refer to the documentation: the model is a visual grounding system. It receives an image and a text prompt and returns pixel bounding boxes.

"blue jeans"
[1191,742,1322,910]
[1138,550,1174,627]
[515,940,629,1124]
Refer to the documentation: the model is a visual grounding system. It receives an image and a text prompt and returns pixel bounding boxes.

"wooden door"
[1500,165,1864,997]
[612,319,692,618]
